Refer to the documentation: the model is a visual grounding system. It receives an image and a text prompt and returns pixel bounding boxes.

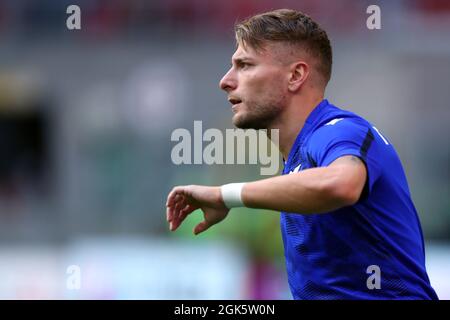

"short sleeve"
[308,119,382,195]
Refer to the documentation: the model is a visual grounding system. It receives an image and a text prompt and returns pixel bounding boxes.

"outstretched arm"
[243,155,366,213]
[166,155,367,234]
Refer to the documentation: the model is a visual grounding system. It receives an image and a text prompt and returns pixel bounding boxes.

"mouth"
[228,97,242,112]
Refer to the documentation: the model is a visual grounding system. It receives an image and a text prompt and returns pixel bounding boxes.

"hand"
[166,185,230,235]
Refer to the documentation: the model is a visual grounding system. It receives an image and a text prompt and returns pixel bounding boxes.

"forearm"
[167,156,365,234]
[241,166,354,214]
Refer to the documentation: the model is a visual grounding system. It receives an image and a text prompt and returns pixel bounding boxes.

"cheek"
[249,73,286,100]
[243,73,270,95]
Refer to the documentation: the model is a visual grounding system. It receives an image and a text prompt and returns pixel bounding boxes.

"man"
[166,9,438,300]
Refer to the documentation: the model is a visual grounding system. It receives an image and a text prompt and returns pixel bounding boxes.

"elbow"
[325,169,363,208]
[334,183,361,207]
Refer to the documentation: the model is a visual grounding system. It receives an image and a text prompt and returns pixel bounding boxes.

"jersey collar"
[283,99,330,173]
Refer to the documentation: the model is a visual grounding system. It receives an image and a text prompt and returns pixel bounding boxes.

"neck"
[268,93,324,161]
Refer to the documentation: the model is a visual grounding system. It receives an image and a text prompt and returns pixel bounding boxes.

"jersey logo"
[289,164,302,174]
[325,118,344,126]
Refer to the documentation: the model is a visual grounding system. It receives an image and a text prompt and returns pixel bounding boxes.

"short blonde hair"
[235,9,332,84]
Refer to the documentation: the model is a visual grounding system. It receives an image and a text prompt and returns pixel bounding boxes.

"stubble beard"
[232,99,284,130]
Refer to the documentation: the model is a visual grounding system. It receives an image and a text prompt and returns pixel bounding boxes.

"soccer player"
[166,9,438,300]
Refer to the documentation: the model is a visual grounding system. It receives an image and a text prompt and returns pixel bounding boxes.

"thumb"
[193,220,212,235]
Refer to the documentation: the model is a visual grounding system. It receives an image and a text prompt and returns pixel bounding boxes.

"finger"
[173,199,186,221]
[167,189,178,208]
[167,199,177,223]
[168,207,177,230]
[173,194,186,221]
[171,203,196,231]
[174,194,185,210]
[171,216,182,231]
[168,191,184,222]
[181,203,197,215]
[176,204,197,225]
[167,203,179,224]
[166,187,177,207]
[193,220,212,235]
[166,186,184,207]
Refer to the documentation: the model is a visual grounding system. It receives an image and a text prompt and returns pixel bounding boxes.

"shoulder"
[309,116,370,145]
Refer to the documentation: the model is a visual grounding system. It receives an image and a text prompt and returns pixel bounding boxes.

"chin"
[232,114,242,128]
[233,114,256,130]
[232,114,245,128]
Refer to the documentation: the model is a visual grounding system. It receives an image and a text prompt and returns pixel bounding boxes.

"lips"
[228,97,242,113]
[231,104,241,113]
[228,97,242,105]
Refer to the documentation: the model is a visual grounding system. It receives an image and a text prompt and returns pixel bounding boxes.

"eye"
[239,62,252,70]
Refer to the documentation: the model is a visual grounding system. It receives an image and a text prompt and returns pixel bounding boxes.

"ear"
[288,61,309,92]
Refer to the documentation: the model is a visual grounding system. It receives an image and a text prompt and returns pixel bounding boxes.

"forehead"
[231,42,293,65]
[231,44,268,62]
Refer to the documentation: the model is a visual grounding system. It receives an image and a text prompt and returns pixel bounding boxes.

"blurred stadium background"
[0,0,449,299]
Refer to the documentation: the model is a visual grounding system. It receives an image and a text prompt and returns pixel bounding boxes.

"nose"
[219,68,237,92]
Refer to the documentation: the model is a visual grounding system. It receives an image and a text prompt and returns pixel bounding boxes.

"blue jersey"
[280,99,438,300]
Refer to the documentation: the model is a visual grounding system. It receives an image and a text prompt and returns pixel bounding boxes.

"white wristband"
[221,183,246,209]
